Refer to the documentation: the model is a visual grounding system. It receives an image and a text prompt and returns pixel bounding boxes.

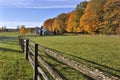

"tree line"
[43,0,120,35]
[19,25,34,36]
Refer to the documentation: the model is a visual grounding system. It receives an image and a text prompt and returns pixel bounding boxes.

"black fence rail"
[19,38,119,80]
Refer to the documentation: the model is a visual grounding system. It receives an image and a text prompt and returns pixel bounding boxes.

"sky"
[0,0,89,28]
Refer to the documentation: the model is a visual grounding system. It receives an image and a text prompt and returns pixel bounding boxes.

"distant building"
[34,26,53,36]
[34,27,40,35]
[42,29,53,35]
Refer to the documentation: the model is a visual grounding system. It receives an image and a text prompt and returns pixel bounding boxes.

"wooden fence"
[19,38,119,80]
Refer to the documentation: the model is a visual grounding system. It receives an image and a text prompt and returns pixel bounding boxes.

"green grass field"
[0,32,120,80]
[29,35,120,78]
[0,32,33,80]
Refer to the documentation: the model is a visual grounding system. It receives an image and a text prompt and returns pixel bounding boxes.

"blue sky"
[0,0,89,28]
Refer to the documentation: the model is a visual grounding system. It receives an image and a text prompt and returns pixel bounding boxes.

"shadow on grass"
[0,47,22,53]
[39,53,93,80]
[0,40,18,45]
[0,36,18,41]
[69,54,120,78]
[0,36,18,45]
[40,47,120,78]
[46,62,67,80]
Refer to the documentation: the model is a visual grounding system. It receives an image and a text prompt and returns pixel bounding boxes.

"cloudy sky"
[0,0,89,28]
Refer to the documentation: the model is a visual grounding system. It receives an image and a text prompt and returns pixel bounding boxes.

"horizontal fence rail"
[19,38,64,80]
[18,38,119,80]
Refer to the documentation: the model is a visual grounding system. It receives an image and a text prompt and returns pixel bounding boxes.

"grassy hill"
[0,32,33,80]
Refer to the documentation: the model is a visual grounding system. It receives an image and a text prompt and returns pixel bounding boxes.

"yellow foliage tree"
[102,0,120,34]
[66,11,76,32]
[43,18,54,32]
[19,25,26,35]
[52,13,66,34]
[80,0,105,34]
[66,1,87,33]
[29,28,34,33]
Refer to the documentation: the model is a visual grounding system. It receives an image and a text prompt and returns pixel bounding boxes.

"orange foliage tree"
[64,12,71,31]
[43,18,54,32]
[43,0,120,35]
[52,13,66,34]
[102,0,120,34]
[80,0,105,34]
[66,11,76,32]
[66,1,88,33]
[19,25,26,35]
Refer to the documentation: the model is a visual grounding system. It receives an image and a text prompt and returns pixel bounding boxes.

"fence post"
[19,38,24,52]
[18,38,21,46]
[26,39,29,60]
[34,44,38,80]
[22,39,24,52]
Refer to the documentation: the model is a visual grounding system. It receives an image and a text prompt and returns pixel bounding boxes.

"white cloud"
[0,21,42,29]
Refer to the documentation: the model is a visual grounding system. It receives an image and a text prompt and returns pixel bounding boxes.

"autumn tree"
[52,18,58,34]
[29,28,34,33]
[52,13,66,34]
[101,0,120,34]
[66,1,88,33]
[64,12,71,32]
[43,0,120,35]
[19,25,26,36]
[74,1,88,32]
[80,0,106,34]
[66,11,76,32]
[43,18,54,32]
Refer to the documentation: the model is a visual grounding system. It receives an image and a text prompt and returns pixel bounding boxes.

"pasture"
[28,35,120,78]
[0,31,120,80]
[0,32,33,80]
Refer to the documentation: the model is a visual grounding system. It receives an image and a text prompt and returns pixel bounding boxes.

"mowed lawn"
[0,32,33,80]
[29,35,120,78]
